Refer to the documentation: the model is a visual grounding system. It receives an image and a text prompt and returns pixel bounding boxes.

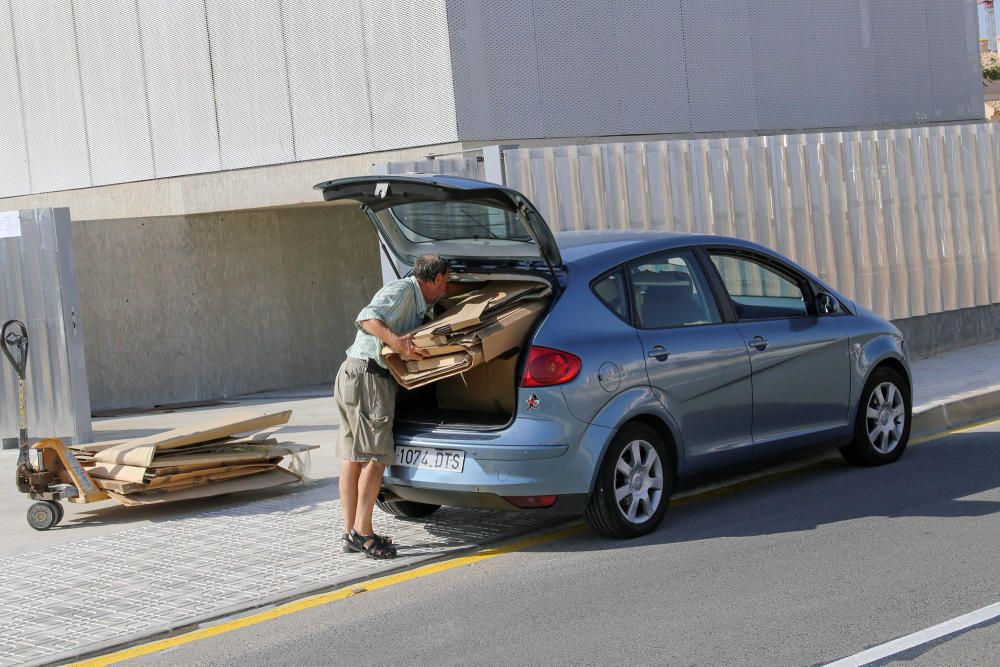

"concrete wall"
[893,303,1000,360]
[73,205,380,410]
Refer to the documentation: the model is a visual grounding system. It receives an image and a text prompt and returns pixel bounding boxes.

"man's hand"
[394,333,429,361]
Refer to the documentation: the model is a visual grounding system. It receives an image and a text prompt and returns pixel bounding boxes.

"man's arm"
[360,319,428,360]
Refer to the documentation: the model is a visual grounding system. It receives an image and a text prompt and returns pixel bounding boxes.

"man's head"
[413,254,450,303]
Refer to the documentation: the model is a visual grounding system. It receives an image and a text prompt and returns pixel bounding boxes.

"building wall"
[73,205,380,410]
[0,0,458,199]
[446,0,984,140]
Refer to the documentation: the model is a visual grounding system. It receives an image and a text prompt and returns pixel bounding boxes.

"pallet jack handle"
[2,319,29,467]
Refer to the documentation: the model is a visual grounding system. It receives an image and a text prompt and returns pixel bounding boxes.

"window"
[628,251,721,329]
[592,269,629,321]
[710,254,808,319]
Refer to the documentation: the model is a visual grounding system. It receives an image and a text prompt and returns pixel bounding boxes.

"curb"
[911,385,1000,437]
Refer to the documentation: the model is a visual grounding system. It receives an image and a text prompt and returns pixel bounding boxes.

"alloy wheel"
[613,439,665,524]
[865,381,905,454]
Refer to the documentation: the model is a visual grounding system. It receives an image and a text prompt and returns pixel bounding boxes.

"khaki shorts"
[334,357,398,464]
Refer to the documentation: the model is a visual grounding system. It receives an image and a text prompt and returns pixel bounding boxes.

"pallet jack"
[3,319,107,530]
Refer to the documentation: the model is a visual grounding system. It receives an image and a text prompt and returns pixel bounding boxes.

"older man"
[336,254,452,559]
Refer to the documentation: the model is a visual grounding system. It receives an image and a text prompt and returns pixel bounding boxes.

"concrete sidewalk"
[2,340,1000,667]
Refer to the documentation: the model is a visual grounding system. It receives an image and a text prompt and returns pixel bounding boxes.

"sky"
[982,2,998,39]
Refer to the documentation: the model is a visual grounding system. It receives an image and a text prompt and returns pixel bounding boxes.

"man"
[335,254,452,559]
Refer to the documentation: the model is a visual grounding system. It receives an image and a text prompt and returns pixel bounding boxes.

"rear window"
[379,202,534,245]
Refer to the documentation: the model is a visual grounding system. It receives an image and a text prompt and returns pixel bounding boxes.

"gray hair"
[412,254,450,282]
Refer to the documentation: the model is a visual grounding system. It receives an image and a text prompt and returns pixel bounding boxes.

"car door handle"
[748,335,769,351]
[647,345,671,361]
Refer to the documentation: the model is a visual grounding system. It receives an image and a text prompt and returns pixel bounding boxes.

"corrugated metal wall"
[446,0,983,140]
[0,209,91,444]
[0,0,458,198]
[502,124,1000,322]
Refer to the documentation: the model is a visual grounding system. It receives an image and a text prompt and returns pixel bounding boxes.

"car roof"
[556,230,763,268]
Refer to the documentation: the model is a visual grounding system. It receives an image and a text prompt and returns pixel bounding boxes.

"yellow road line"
[68,523,587,667]
[69,414,1000,667]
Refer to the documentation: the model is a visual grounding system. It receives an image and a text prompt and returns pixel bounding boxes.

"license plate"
[394,445,465,473]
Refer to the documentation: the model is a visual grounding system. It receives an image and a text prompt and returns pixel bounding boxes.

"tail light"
[521,346,581,387]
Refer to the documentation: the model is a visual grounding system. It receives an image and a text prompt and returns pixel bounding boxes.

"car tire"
[840,366,911,466]
[585,423,674,539]
[375,497,441,519]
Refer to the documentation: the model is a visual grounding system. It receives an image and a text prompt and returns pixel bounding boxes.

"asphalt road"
[122,421,1000,667]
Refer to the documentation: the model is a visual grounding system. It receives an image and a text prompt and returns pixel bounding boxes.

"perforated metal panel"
[0,3,30,197]
[445,0,983,141]
[134,0,221,177]
[284,0,375,159]
[204,0,295,169]
[73,0,155,186]
[0,0,458,198]
[10,0,91,193]
[361,0,457,151]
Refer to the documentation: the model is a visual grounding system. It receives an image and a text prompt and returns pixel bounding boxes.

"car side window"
[592,268,630,321]
[710,253,808,319]
[628,251,721,329]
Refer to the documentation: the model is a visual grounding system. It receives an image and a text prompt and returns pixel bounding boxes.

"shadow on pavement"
[530,431,1000,552]
[53,478,336,531]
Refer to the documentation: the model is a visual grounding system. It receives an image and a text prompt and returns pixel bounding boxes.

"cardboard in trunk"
[437,353,519,415]
[382,283,548,390]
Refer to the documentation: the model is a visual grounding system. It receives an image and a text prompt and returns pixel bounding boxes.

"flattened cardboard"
[385,346,483,389]
[477,300,546,362]
[93,477,145,494]
[405,351,470,372]
[85,463,147,483]
[411,282,546,340]
[105,468,301,506]
[93,410,292,467]
[147,442,317,468]
[145,464,277,489]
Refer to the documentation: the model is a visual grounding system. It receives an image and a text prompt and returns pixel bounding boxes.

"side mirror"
[816,292,838,315]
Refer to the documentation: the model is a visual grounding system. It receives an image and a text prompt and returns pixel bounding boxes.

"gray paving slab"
[0,483,558,667]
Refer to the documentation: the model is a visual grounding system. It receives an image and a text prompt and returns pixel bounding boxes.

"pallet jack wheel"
[51,501,64,525]
[27,501,60,531]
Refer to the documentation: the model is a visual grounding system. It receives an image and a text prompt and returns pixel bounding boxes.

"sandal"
[340,531,392,554]
[342,531,393,553]
[349,529,398,559]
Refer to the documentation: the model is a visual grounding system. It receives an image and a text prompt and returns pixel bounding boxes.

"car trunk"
[393,272,553,429]
[313,175,564,429]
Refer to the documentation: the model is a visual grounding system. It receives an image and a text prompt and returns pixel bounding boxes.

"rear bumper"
[382,414,613,513]
[380,485,588,514]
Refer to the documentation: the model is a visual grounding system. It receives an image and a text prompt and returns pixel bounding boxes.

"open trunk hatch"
[314,175,563,272]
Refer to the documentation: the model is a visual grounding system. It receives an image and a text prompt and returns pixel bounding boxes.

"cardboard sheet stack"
[382,281,550,389]
[70,410,316,506]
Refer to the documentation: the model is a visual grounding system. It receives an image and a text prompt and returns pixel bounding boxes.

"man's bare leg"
[353,461,387,536]
[339,460,363,535]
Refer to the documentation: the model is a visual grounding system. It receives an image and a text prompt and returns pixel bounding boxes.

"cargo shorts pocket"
[338,367,362,406]
[356,412,393,456]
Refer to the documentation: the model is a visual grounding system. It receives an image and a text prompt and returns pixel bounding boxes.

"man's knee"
[363,461,387,475]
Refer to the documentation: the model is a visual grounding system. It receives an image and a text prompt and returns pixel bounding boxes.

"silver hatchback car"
[317,175,912,539]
